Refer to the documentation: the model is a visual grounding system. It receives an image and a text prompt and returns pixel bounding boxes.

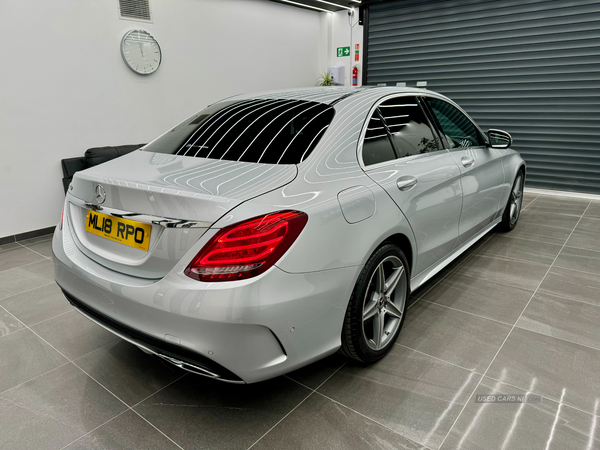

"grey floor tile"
[400,301,511,372]
[134,375,310,450]
[409,243,488,306]
[0,261,55,300]
[524,197,590,216]
[253,393,428,450]
[458,232,496,255]
[63,410,181,450]
[421,272,533,325]
[409,266,461,306]
[25,258,55,279]
[1,364,127,448]
[0,246,45,271]
[286,353,347,390]
[21,239,53,259]
[500,220,573,246]
[407,291,424,308]
[0,308,25,337]
[520,193,538,209]
[519,210,581,230]
[498,221,572,246]
[0,242,19,253]
[19,235,53,246]
[74,340,185,406]
[476,235,562,265]
[440,377,600,450]
[534,194,590,203]
[453,254,549,291]
[0,329,67,392]
[517,291,600,351]
[436,230,494,279]
[31,309,119,360]
[584,201,600,219]
[0,396,83,450]
[539,267,600,307]
[0,283,72,326]
[566,217,600,253]
[487,327,600,414]
[554,246,600,275]
[318,345,481,449]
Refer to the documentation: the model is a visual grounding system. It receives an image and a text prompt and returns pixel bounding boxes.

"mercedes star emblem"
[94,184,106,204]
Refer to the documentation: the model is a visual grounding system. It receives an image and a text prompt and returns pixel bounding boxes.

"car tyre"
[498,169,525,232]
[340,244,409,363]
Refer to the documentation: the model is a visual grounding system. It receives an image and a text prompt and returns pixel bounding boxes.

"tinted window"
[379,97,440,157]
[362,112,396,166]
[143,99,334,164]
[425,98,483,148]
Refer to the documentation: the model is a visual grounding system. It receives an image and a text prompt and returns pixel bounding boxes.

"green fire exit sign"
[337,46,350,57]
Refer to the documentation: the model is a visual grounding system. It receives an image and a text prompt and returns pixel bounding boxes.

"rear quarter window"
[143,99,335,164]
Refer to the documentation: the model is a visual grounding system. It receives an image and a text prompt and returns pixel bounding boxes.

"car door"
[423,96,504,245]
[360,95,463,276]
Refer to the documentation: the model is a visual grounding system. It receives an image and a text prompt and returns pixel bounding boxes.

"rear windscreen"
[144,99,335,164]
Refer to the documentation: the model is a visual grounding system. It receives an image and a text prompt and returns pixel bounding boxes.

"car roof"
[223,86,435,106]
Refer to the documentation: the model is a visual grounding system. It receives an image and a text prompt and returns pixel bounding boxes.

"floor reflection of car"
[53,86,525,383]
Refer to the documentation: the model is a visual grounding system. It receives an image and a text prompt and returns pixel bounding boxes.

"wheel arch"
[380,233,414,282]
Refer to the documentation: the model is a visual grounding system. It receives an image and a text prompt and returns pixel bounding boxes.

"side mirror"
[487,129,512,149]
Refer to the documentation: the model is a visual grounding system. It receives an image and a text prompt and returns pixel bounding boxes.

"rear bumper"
[60,288,244,383]
[52,223,359,383]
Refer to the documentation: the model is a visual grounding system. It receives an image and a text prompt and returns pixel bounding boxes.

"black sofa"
[61,144,146,193]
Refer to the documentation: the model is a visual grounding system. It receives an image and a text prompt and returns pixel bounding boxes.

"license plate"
[85,210,152,251]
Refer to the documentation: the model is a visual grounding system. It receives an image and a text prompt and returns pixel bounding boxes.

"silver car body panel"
[364,151,463,276]
[66,153,297,278]
[449,144,505,246]
[68,297,245,383]
[69,195,213,229]
[53,86,525,383]
[69,152,298,221]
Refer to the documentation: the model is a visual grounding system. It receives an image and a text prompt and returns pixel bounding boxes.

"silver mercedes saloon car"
[53,86,525,383]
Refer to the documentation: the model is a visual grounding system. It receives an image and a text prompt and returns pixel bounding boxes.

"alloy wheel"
[361,255,407,351]
[509,174,524,226]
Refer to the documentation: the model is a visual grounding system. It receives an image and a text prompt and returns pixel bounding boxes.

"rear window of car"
[143,99,335,164]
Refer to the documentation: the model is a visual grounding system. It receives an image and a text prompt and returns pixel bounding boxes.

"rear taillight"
[185,210,308,282]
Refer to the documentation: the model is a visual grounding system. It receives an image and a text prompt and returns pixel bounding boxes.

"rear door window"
[378,97,441,157]
[425,98,484,148]
[362,112,397,166]
[143,99,335,164]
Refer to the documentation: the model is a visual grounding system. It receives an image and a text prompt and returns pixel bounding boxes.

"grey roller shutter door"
[365,0,600,194]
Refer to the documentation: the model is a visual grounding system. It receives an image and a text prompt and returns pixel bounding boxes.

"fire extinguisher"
[352,66,358,86]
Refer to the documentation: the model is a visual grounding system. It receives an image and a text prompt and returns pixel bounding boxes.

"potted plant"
[316,71,334,86]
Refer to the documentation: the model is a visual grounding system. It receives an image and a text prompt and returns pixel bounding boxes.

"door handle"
[461,156,475,167]
[396,176,418,191]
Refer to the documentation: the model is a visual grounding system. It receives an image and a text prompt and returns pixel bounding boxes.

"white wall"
[0,0,327,238]
[330,8,363,86]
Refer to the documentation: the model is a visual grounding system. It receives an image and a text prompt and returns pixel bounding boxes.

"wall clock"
[120,29,161,75]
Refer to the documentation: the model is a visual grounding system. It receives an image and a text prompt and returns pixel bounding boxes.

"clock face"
[121,30,161,75]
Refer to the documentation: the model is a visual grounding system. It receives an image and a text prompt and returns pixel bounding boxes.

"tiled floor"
[1,193,600,449]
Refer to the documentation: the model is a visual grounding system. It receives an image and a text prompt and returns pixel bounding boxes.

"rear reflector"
[59,199,66,230]
[185,210,308,282]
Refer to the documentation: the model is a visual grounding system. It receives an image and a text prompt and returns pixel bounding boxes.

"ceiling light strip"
[276,0,333,13]
[314,0,353,10]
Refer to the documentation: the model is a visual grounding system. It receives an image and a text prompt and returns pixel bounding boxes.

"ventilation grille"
[119,0,152,22]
